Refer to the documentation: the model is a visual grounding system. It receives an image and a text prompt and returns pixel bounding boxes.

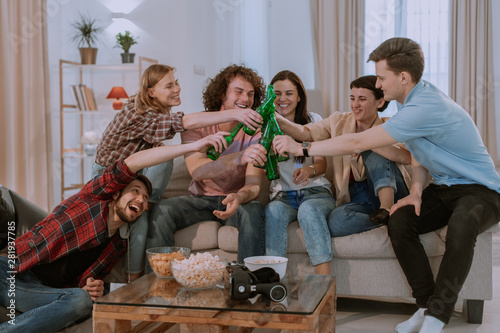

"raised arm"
[186,143,268,181]
[274,125,398,157]
[124,133,228,174]
[182,109,262,132]
[275,112,313,142]
[372,144,411,165]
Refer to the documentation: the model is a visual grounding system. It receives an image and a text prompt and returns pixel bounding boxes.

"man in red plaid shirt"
[0,133,228,332]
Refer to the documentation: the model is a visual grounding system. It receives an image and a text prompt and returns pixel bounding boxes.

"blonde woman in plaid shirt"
[92,64,264,281]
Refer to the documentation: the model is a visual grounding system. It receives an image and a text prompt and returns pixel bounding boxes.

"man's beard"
[115,193,142,224]
[115,204,138,224]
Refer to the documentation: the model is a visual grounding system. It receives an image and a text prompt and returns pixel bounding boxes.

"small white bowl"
[243,256,288,280]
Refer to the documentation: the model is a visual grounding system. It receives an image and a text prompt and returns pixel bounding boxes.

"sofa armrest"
[485,223,500,234]
[9,189,48,237]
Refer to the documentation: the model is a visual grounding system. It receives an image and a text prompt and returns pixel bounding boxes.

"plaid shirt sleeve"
[95,100,186,167]
[15,159,135,274]
[83,159,136,199]
[142,111,185,144]
[78,235,127,287]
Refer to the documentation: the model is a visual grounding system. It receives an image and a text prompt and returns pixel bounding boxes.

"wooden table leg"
[179,323,230,333]
[93,317,132,333]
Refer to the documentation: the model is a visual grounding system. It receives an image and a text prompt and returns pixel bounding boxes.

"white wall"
[492,0,500,164]
[47,0,220,202]
[267,0,316,89]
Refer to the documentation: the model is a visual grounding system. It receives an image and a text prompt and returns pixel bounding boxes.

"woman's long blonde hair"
[135,64,175,114]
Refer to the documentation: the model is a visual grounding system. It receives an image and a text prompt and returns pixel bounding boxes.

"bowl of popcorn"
[146,247,191,278]
[243,256,288,280]
[170,252,226,290]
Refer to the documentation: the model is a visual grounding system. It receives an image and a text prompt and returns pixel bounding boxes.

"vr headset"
[228,263,287,304]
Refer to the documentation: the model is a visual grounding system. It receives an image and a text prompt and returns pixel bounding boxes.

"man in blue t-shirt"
[273,37,500,333]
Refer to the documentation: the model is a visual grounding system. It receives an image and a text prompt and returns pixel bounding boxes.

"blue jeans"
[265,187,336,266]
[328,150,409,236]
[92,160,174,273]
[0,256,92,332]
[147,195,266,263]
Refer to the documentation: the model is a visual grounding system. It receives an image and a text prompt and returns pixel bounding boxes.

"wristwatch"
[302,142,311,157]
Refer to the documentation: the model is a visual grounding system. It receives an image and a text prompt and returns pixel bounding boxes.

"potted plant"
[115,30,138,63]
[72,13,103,64]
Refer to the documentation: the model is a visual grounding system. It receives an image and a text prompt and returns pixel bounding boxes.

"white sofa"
[160,156,499,324]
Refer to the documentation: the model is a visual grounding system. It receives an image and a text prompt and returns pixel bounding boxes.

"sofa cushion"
[174,221,221,251]
[218,225,239,252]
[283,221,447,259]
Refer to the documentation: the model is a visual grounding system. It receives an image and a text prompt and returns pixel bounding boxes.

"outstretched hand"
[82,277,104,301]
[390,193,422,216]
[213,193,241,220]
[273,135,301,157]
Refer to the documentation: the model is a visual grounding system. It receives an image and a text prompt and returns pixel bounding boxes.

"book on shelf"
[69,85,81,110]
[70,84,98,110]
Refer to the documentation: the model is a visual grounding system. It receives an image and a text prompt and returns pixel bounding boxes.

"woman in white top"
[265,70,335,275]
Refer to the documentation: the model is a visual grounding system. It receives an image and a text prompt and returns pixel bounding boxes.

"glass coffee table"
[93,273,336,332]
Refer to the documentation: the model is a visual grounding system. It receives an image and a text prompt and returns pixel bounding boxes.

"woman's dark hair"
[202,64,265,111]
[270,70,312,126]
[271,70,312,164]
[350,75,389,112]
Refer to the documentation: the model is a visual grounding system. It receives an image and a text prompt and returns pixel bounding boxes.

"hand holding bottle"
[239,144,268,167]
[194,131,230,153]
[206,123,245,160]
[273,135,302,157]
[228,108,263,133]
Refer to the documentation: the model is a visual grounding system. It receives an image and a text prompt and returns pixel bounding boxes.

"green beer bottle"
[243,85,277,136]
[265,150,280,180]
[206,122,244,160]
[269,114,290,162]
[254,120,274,169]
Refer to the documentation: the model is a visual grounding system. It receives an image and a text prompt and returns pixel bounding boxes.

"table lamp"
[106,86,129,110]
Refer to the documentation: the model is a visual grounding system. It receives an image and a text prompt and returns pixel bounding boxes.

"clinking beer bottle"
[265,150,280,180]
[254,120,274,169]
[243,85,277,136]
[269,114,290,162]
[206,122,244,160]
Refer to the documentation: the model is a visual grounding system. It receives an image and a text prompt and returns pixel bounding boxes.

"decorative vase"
[83,144,97,156]
[79,47,98,64]
[121,52,135,64]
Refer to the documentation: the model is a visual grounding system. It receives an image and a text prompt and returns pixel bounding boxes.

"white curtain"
[450,0,498,164]
[310,0,365,115]
[0,0,53,210]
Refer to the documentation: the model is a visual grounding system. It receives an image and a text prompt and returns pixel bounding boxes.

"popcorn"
[171,252,225,289]
[253,258,283,264]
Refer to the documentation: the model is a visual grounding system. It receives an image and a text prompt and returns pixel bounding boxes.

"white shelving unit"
[58,56,158,200]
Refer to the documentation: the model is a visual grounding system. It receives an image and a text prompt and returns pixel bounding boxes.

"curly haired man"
[147,65,268,263]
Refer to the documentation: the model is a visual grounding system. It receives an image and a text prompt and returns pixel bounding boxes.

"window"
[364,0,450,116]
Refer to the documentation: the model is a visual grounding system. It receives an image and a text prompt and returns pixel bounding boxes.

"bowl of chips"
[146,247,191,278]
